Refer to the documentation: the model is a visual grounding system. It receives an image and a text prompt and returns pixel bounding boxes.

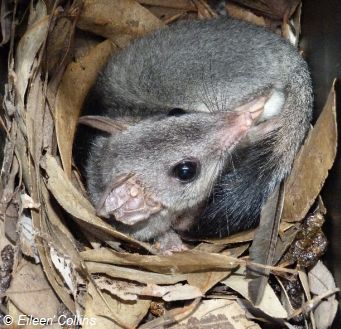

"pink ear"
[218,96,269,150]
[96,174,162,225]
[78,115,132,134]
[234,96,268,120]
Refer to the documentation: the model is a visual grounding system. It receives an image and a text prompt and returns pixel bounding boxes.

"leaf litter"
[0,0,338,328]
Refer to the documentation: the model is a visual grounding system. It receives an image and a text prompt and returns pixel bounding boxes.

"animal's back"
[95,18,310,118]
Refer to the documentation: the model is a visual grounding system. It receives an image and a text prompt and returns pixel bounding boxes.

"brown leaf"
[86,262,189,285]
[44,15,74,77]
[309,261,336,294]
[145,6,186,24]
[187,271,230,293]
[221,267,288,318]
[77,0,164,48]
[26,73,45,165]
[15,14,48,106]
[138,0,196,11]
[282,83,337,222]
[308,261,338,329]
[194,242,249,255]
[87,256,232,294]
[84,282,150,329]
[18,213,39,260]
[7,259,60,318]
[231,0,300,21]
[73,30,105,59]
[55,40,115,176]
[248,182,285,305]
[0,151,18,230]
[283,2,302,46]
[187,246,249,293]
[95,277,202,301]
[204,228,255,244]
[169,299,261,329]
[193,0,217,18]
[226,2,268,27]
[0,0,13,46]
[274,225,299,264]
[81,248,239,274]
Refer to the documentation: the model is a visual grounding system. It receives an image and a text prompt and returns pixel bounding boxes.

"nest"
[0,0,338,328]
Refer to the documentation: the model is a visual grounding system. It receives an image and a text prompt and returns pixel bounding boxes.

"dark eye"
[171,159,200,182]
[167,108,186,116]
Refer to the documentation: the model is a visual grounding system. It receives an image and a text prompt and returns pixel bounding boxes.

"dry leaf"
[15,13,48,106]
[170,299,261,329]
[282,83,337,222]
[248,182,285,305]
[309,261,336,294]
[77,0,164,48]
[0,0,12,46]
[274,225,299,264]
[282,21,297,45]
[26,71,45,167]
[44,15,74,76]
[145,6,186,24]
[308,261,338,329]
[285,2,302,47]
[73,30,105,59]
[8,0,79,316]
[138,0,196,11]
[86,262,189,285]
[87,263,235,307]
[205,229,255,244]
[7,300,64,329]
[187,271,230,293]
[17,213,39,261]
[1,217,15,253]
[7,259,60,319]
[0,123,17,203]
[40,184,87,314]
[194,242,249,256]
[193,0,217,18]
[87,260,231,294]
[95,276,202,301]
[297,268,317,327]
[84,282,150,329]
[231,0,300,20]
[50,247,81,297]
[0,156,19,247]
[226,2,268,27]
[20,193,40,209]
[81,248,239,274]
[55,40,115,176]
[221,267,288,318]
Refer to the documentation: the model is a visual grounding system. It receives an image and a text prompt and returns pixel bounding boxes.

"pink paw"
[155,231,188,255]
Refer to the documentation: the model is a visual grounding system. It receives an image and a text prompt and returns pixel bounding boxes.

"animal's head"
[81,96,267,226]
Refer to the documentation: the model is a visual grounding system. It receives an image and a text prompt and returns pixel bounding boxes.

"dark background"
[301,0,341,326]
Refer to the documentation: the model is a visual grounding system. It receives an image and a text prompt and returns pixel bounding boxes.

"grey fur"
[80,17,313,245]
